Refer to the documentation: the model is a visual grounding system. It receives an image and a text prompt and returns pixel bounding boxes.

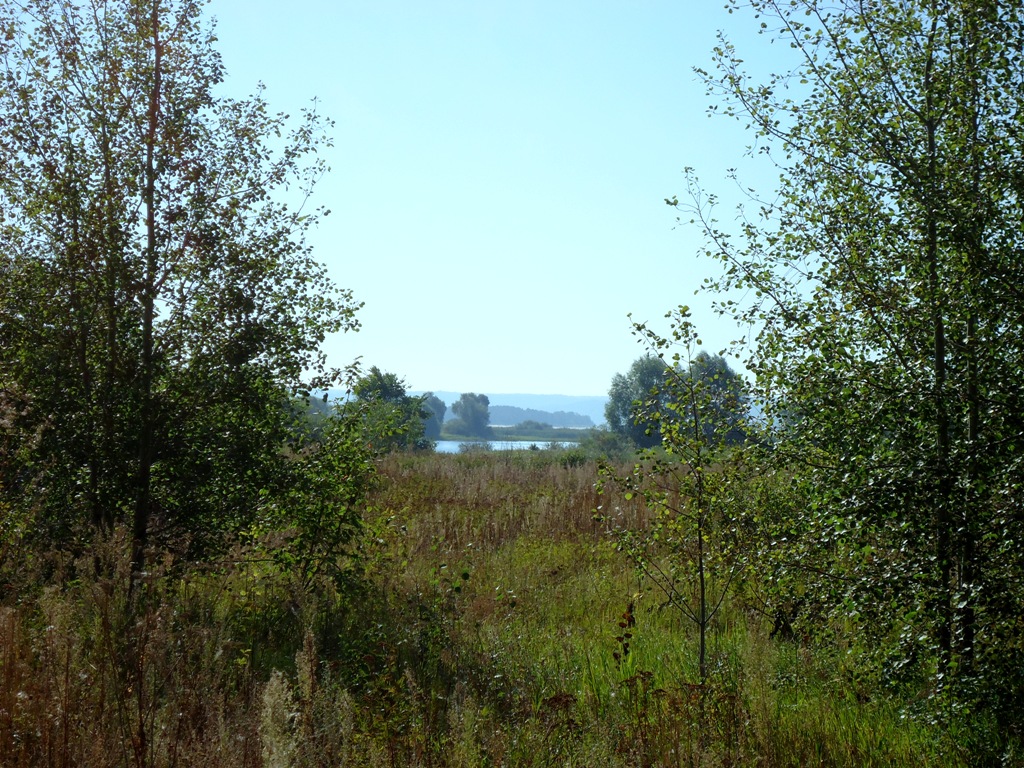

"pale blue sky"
[209,1,778,396]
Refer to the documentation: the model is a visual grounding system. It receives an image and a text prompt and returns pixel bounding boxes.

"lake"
[435,440,578,454]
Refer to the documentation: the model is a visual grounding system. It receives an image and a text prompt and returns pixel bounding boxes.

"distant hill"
[412,392,608,427]
[484,405,593,428]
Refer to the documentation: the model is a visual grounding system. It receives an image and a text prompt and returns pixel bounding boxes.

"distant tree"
[517,420,552,433]
[351,367,429,451]
[605,356,668,448]
[684,352,748,446]
[353,367,409,404]
[605,353,747,450]
[421,393,446,440]
[449,393,491,438]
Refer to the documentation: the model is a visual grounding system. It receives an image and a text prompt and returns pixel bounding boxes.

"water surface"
[434,440,578,454]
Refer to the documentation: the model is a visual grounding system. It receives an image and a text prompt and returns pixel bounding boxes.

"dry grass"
[0,534,264,768]
[0,449,983,767]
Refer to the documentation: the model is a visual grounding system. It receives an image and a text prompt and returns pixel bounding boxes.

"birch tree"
[0,0,360,573]
[682,0,1024,715]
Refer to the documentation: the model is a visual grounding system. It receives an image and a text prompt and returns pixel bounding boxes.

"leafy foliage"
[448,392,492,438]
[263,400,374,590]
[677,0,1024,724]
[349,366,431,452]
[0,0,361,571]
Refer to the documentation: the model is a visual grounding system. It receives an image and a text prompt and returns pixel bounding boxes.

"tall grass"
[0,449,982,766]
[0,532,265,767]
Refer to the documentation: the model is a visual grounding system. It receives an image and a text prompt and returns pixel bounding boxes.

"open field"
[0,450,985,766]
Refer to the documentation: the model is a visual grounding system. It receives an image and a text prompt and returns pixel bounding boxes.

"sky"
[207,1,781,397]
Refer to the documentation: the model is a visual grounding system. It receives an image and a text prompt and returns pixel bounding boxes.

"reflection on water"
[434,440,578,454]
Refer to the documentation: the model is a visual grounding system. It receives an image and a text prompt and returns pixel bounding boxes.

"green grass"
[0,449,986,766]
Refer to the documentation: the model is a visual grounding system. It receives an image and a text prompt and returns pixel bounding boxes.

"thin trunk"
[923,42,954,671]
[132,2,161,580]
[958,1,986,672]
[101,124,119,534]
[962,312,978,667]
[690,381,708,683]
[697,504,707,683]
[66,184,101,529]
[929,214,954,673]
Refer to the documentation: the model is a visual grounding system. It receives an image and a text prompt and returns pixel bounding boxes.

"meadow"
[0,448,979,767]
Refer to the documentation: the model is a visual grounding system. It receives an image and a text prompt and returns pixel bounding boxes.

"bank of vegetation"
[451,424,591,443]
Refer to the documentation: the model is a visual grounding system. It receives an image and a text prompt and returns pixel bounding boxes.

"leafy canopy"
[448,393,491,438]
[0,0,362,573]
[679,0,1024,718]
[350,366,431,452]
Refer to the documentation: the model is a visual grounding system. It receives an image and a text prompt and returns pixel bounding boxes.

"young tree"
[0,0,360,572]
[600,311,749,684]
[682,0,1024,712]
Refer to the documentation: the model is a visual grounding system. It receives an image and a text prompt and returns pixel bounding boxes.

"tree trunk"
[132,2,162,579]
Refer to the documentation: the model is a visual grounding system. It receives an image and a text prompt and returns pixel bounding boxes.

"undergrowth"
[0,449,990,766]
